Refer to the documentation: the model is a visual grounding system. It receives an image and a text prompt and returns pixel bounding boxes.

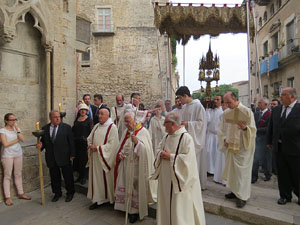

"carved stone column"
[44,43,52,118]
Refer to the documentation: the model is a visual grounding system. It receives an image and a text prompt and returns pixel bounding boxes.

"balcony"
[255,0,271,6]
[92,24,114,36]
[278,38,300,63]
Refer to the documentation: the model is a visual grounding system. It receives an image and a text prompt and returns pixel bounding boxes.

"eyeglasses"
[8,119,17,121]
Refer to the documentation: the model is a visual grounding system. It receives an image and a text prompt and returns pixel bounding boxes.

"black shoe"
[89,202,100,210]
[80,178,86,185]
[236,199,246,208]
[129,214,139,223]
[225,192,237,199]
[277,198,291,205]
[251,177,257,184]
[65,194,74,202]
[51,194,62,202]
[264,176,271,182]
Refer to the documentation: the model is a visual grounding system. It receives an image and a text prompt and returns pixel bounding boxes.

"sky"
[174,0,249,92]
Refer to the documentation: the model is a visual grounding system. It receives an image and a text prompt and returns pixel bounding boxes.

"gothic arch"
[0,1,51,46]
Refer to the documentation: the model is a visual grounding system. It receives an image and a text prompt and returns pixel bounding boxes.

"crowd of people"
[0,86,299,225]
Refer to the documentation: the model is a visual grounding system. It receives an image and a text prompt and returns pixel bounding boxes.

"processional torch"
[32,121,45,205]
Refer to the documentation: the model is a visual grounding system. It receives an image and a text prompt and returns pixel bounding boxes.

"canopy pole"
[251,1,262,98]
[183,44,186,86]
[246,0,252,106]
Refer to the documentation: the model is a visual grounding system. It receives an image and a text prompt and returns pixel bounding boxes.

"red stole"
[113,126,143,190]
[258,110,271,128]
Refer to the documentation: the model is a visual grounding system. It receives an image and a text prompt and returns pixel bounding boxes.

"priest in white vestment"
[111,94,126,138]
[176,86,207,189]
[213,95,227,185]
[148,104,166,154]
[114,112,156,223]
[218,92,256,208]
[87,108,119,210]
[151,112,206,225]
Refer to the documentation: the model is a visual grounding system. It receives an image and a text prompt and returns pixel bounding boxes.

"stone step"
[74,175,300,225]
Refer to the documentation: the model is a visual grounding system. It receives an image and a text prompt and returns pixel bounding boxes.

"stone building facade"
[232,80,249,107]
[76,0,177,108]
[0,0,78,200]
[250,0,300,102]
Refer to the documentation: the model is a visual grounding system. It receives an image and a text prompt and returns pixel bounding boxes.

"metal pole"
[183,44,185,86]
[246,0,252,106]
[252,1,262,98]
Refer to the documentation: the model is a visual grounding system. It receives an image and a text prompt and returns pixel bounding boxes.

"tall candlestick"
[36,121,40,131]
[58,103,62,112]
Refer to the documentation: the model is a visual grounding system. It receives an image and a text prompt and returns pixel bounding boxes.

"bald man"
[87,108,119,210]
[218,92,256,208]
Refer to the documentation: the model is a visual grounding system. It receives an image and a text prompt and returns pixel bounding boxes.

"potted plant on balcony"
[291,45,299,53]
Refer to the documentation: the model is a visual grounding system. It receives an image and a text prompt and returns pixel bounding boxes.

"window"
[63,0,69,13]
[263,11,268,22]
[259,17,262,27]
[273,82,280,97]
[272,32,279,50]
[264,85,268,98]
[256,88,259,94]
[287,77,294,88]
[96,8,112,32]
[81,49,90,61]
[270,4,274,16]
[286,20,295,44]
[263,41,268,55]
[277,0,281,9]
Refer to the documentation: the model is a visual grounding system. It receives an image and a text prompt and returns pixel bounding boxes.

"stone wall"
[76,0,177,109]
[0,0,78,200]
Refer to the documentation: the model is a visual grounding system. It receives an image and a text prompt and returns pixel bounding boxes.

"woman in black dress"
[72,104,93,185]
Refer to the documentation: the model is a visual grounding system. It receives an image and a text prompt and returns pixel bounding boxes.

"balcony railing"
[91,24,114,35]
[278,38,300,61]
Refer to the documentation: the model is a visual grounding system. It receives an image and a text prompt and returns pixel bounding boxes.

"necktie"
[281,107,287,123]
[258,111,263,120]
[51,125,57,142]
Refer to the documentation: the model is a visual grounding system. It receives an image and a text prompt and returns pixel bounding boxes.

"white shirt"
[50,124,59,138]
[0,127,22,158]
[281,100,297,118]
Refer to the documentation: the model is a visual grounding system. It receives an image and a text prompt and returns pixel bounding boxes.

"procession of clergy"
[40,85,260,225]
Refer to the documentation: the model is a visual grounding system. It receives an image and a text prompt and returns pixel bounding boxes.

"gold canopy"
[154,5,255,45]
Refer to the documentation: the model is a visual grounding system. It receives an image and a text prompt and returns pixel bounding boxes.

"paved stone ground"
[203,174,300,225]
[0,186,249,225]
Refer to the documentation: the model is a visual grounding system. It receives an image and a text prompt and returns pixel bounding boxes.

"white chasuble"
[114,125,157,220]
[151,126,206,225]
[181,99,207,189]
[111,104,126,139]
[148,116,166,154]
[206,107,223,174]
[218,103,256,200]
[87,119,119,204]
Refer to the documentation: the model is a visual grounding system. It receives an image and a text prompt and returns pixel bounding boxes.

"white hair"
[124,111,135,120]
[166,112,181,125]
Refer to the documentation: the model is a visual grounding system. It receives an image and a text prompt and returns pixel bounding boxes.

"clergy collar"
[100,118,113,126]
[170,126,186,136]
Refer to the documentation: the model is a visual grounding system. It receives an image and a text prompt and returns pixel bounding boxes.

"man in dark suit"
[83,94,97,120]
[267,87,300,206]
[37,110,75,202]
[252,97,272,183]
[93,94,107,125]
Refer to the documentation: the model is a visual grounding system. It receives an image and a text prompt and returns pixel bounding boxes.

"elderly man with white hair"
[86,107,119,210]
[151,112,206,225]
[251,97,272,183]
[114,111,156,224]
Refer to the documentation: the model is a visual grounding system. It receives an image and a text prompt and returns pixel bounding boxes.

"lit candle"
[58,103,62,112]
[36,121,40,131]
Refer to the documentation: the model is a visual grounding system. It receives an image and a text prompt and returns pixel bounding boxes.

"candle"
[58,103,62,112]
[36,121,40,131]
